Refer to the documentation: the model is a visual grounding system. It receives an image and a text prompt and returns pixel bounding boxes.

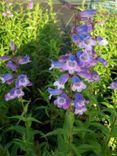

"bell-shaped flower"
[15,74,32,88]
[5,88,24,101]
[71,76,86,92]
[110,81,117,90]
[53,74,69,89]
[62,54,81,74]
[80,9,96,18]
[0,73,14,84]
[54,93,70,109]
[97,57,108,66]
[6,61,17,71]
[97,36,108,46]
[17,55,31,65]
[74,93,89,115]
[0,55,10,61]
[48,87,62,99]
[49,60,63,70]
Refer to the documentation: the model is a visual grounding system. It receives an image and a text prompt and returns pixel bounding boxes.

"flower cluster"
[48,9,108,115]
[0,41,32,101]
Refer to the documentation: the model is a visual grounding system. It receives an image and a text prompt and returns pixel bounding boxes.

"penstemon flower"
[0,41,32,101]
[48,9,108,115]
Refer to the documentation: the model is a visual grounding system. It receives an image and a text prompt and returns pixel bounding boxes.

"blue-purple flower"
[6,61,17,71]
[17,55,31,65]
[97,36,108,46]
[74,93,89,115]
[62,54,81,74]
[71,76,86,92]
[54,74,69,89]
[15,74,32,88]
[48,87,62,99]
[110,81,117,90]
[80,9,96,18]
[54,93,70,109]
[5,88,24,101]
[0,74,14,84]
[0,55,10,61]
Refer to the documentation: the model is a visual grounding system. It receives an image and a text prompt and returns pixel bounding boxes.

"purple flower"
[76,24,92,34]
[110,81,117,90]
[15,74,32,88]
[77,51,97,67]
[74,93,89,115]
[17,55,31,65]
[5,88,24,101]
[0,55,10,61]
[78,68,92,81]
[71,34,79,43]
[97,36,108,46]
[90,71,100,82]
[54,93,70,109]
[97,57,108,66]
[9,41,17,51]
[27,0,33,9]
[78,38,96,50]
[49,60,63,70]
[6,61,17,71]
[80,9,96,18]
[62,54,81,74]
[54,74,69,89]
[0,73,14,84]
[48,87,62,99]
[71,76,86,92]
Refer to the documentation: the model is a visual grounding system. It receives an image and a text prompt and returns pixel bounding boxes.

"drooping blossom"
[97,36,108,46]
[15,74,32,88]
[0,74,14,84]
[6,61,17,71]
[110,81,117,90]
[71,76,86,92]
[17,55,31,65]
[54,74,69,89]
[5,88,24,101]
[74,93,89,115]
[80,9,96,18]
[48,87,62,99]
[54,93,70,109]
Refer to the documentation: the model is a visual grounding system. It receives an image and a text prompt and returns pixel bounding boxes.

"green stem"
[64,109,74,156]
[104,115,117,155]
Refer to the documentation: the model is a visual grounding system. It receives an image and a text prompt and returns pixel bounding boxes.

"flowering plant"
[48,9,109,115]
[0,41,32,101]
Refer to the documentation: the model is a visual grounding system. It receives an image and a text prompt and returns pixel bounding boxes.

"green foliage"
[0,1,117,156]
